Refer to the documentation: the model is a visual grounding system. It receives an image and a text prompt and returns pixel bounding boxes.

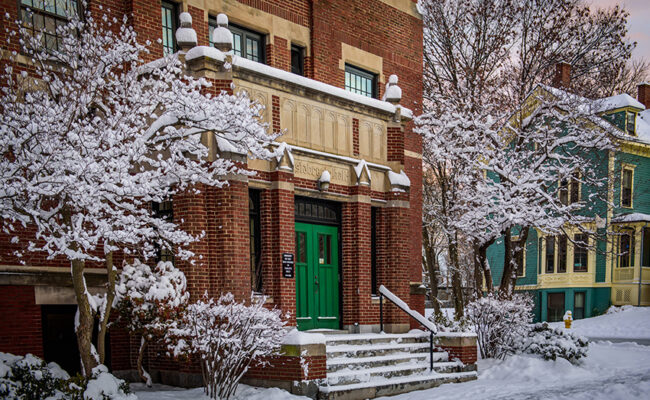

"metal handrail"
[378,285,436,371]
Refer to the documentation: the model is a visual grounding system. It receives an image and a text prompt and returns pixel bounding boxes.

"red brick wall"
[246,353,326,381]
[439,344,478,365]
[0,286,43,357]
[267,36,290,71]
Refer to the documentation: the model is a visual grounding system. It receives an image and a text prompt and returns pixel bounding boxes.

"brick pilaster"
[261,171,296,326]
[341,186,372,327]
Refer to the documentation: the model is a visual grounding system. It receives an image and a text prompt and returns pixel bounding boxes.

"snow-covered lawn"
[380,341,650,400]
[132,383,309,400]
[549,305,650,340]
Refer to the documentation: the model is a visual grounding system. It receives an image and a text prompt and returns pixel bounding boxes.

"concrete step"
[326,352,448,373]
[326,361,466,386]
[317,370,478,400]
[324,333,431,346]
[326,341,433,359]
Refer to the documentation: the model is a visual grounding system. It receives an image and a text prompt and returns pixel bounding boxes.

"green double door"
[295,222,340,330]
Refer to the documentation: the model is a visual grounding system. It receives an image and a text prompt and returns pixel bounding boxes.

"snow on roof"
[594,93,645,113]
[185,46,413,119]
[536,84,650,145]
[612,213,650,223]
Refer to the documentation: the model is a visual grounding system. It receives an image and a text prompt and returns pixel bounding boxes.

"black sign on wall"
[282,253,294,278]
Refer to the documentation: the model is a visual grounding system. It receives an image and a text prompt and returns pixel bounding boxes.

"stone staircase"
[317,332,477,400]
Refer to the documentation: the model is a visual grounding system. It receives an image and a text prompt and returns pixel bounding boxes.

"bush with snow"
[517,322,588,364]
[0,353,134,400]
[167,293,287,400]
[0,353,69,400]
[466,293,533,359]
[428,311,471,333]
[114,260,189,386]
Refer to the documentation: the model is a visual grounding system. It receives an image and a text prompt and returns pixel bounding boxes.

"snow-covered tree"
[166,293,286,400]
[417,0,631,300]
[0,4,276,376]
[114,260,189,386]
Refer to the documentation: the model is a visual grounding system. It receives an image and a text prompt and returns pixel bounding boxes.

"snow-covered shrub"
[167,293,287,400]
[466,293,533,359]
[428,311,471,333]
[0,353,134,400]
[517,322,588,364]
[114,260,189,386]
[0,353,69,400]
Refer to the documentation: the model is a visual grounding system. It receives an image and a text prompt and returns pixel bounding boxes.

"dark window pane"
[619,231,635,268]
[545,236,555,273]
[291,44,304,75]
[547,293,565,322]
[574,292,585,320]
[622,169,633,207]
[558,235,567,273]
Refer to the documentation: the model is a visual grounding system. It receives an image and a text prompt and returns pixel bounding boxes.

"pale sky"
[589,0,650,60]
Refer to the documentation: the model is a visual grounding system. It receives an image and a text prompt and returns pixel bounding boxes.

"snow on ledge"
[184,46,413,119]
[282,328,327,346]
[185,45,226,63]
[388,170,411,189]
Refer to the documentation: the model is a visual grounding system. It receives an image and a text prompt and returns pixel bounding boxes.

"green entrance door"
[295,222,339,330]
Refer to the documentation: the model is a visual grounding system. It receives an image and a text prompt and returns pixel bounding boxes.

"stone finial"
[383,74,402,104]
[212,13,233,52]
[175,12,197,52]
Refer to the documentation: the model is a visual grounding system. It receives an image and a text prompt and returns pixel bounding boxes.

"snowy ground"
[133,307,650,400]
[549,305,650,340]
[379,341,650,400]
[132,383,309,400]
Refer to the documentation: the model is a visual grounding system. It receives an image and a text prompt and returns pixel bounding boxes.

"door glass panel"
[318,234,331,264]
[296,231,306,263]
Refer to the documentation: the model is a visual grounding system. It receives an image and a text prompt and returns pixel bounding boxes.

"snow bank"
[381,341,650,400]
[282,329,327,345]
[550,306,650,340]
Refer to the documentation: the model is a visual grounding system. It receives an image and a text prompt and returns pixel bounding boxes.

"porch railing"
[379,285,437,371]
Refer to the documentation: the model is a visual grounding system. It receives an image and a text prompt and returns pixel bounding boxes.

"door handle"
[314,275,319,286]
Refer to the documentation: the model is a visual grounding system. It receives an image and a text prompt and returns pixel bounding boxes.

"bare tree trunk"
[449,232,464,318]
[98,249,116,365]
[71,257,98,376]
[477,239,494,294]
[500,227,513,299]
[137,337,152,386]
[423,226,441,317]
[472,242,483,299]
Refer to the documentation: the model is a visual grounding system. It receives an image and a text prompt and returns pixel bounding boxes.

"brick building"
[0,1,479,397]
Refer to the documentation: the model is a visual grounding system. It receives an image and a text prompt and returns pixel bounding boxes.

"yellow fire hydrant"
[564,310,573,329]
